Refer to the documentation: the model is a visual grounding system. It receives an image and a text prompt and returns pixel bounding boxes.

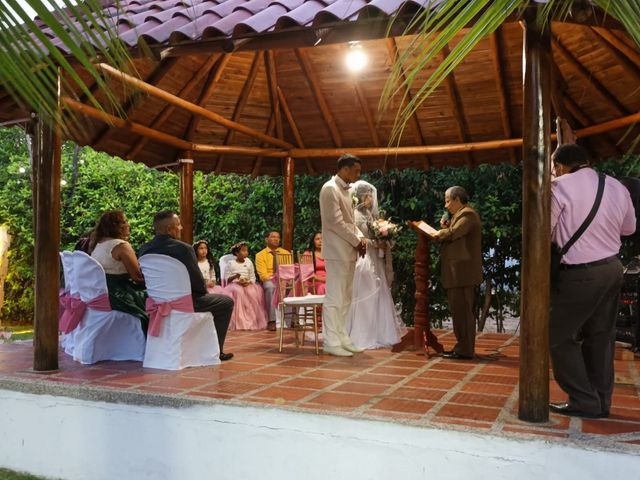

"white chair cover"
[140,254,220,370]
[218,254,235,287]
[70,251,145,364]
[59,251,75,355]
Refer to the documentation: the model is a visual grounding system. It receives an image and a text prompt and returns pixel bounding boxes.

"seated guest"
[138,211,234,361]
[303,232,326,295]
[89,210,148,334]
[193,239,226,295]
[255,230,290,331]
[224,242,268,330]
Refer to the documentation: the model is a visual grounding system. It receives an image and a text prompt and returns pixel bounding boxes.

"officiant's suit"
[437,206,482,357]
[320,175,362,349]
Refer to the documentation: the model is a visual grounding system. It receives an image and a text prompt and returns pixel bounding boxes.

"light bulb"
[346,46,367,72]
[18,167,26,173]
[60,179,67,186]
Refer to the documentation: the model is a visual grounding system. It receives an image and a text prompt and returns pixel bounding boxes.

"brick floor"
[1,330,639,450]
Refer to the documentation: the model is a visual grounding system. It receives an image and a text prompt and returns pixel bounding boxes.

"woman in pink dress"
[193,240,226,295]
[304,232,326,295]
[223,242,268,330]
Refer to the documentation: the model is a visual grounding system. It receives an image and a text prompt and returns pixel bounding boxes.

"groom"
[319,154,367,357]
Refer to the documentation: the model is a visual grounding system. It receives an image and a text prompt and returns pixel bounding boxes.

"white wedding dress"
[346,181,405,349]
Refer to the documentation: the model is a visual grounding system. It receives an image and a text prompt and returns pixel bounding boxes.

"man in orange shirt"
[255,231,290,331]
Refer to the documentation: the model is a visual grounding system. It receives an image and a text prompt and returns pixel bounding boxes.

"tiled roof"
[36,0,430,53]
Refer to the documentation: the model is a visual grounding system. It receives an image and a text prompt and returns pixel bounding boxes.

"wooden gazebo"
[1,0,639,422]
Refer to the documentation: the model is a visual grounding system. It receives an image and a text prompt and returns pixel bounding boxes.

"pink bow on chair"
[146,295,194,337]
[272,264,317,308]
[59,293,111,334]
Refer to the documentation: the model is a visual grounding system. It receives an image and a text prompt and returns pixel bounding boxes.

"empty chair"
[218,254,235,287]
[275,255,324,355]
[69,251,146,364]
[140,254,220,370]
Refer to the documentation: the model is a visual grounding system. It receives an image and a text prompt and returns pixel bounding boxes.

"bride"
[347,181,405,349]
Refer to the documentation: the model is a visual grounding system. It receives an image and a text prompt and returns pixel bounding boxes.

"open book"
[415,221,438,237]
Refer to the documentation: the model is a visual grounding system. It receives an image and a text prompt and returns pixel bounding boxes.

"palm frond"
[382,0,640,149]
[0,0,133,129]
[381,0,526,146]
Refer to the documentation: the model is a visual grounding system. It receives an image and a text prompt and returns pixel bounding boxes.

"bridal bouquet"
[369,218,401,241]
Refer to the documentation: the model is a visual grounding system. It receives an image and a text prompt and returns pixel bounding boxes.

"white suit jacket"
[320,175,362,261]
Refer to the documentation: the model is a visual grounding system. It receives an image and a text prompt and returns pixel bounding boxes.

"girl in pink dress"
[223,242,268,330]
[304,232,326,295]
[193,240,227,295]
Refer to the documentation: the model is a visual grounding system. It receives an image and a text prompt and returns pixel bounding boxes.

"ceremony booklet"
[415,221,438,237]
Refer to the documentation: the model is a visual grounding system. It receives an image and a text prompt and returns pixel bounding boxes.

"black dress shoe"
[549,402,607,419]
[219,352,234,362]
[267,321,277,332]
[441,350,473,360]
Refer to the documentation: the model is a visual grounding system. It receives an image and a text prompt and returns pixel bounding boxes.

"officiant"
[432,186,482,360]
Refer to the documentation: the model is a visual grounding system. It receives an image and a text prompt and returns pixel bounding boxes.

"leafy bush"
[1,127,637,327]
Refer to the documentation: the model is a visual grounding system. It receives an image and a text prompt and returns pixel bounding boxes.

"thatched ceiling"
[0,0,639,175]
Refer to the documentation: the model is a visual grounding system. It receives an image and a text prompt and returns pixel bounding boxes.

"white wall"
[0,389,637,480]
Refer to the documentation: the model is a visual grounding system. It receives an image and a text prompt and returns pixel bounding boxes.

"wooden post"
[32,114,61,371]
[393,223,443,355]
[413,232,431,350]
[179,155,194,244]
[282,156,295,251]
[519,8,551,423]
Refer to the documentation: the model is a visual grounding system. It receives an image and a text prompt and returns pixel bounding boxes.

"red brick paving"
[0,330,639,450]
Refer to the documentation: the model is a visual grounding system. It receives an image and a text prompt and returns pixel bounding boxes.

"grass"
[0,468,52,479]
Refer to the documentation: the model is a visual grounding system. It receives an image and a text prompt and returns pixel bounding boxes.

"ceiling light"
[345,43,367,72]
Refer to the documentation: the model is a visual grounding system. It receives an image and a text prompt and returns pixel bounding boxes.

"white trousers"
[323,258,356,348]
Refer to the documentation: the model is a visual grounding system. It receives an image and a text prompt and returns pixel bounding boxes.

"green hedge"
[0,127,637,326]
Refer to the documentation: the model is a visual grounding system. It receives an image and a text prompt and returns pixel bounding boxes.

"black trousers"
[194,293,234,352]
[447,286,476,357]
[550,258,623,414]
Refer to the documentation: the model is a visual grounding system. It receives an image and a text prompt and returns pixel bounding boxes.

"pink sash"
[59,293,111,334]
[146,294,194,337]
[271,264,317,308]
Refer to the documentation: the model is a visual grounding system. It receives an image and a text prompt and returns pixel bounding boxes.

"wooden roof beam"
[441,45,474,166]
[591,28,640,67]
[278,86,315,174]
[294,48,343,148]
[91,57,178,147]
[126,54,221,159]
[251,110,276,177]
[588,28,640,82]
[552,60,622,156]
[97,63,293,150]
[215,52,261,173]
[552,36,629,117]
[489,28,517,165]
[264,50,283,141]
[63,95,640,160]
[385,38,430,169]
[183,54,232,144]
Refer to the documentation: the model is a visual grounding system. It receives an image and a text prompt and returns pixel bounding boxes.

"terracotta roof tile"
[275,1,326,28]
[313,0,368,24]
[233,4,288,35]
[28,0,443,54]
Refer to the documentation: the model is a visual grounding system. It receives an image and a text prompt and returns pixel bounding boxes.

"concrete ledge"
[0,385,639,480]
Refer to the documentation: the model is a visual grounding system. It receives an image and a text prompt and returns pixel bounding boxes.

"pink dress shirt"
[551,167,636,265]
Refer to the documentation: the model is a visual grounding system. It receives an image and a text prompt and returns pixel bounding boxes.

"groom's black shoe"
[442,350,473,360]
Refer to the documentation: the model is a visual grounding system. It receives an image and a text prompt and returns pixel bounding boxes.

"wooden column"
[282,156,295,251]
[519,8,551,423]
[32,115,61,371]
[393,224,443,355]
[179,155,194,244]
